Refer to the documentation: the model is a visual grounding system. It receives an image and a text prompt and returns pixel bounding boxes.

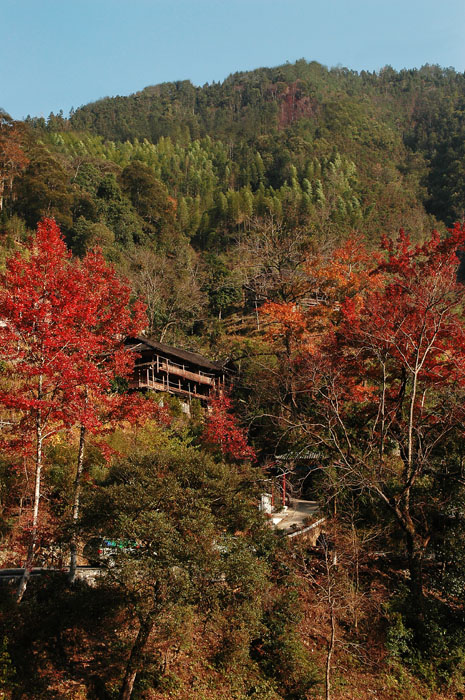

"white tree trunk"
[69,425,86,584]
[17,376,43,603]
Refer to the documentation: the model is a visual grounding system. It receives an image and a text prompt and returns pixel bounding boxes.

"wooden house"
[126,336,226,402]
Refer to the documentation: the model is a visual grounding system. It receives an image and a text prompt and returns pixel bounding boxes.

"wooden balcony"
[159,361,214,386]
[129,374,211,401]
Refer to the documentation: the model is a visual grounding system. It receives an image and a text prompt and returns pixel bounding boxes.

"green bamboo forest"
[2,59,465,699]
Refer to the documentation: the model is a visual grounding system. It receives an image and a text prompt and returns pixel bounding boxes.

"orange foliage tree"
[260,227,465,606]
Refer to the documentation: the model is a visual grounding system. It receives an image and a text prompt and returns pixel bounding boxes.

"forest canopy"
[3,59,465,699]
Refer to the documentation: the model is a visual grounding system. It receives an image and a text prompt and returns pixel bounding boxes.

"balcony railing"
[159,361,214,386]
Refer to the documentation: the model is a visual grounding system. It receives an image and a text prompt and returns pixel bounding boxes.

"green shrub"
[0,636,16,695]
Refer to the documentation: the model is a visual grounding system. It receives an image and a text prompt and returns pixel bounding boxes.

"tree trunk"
[325,602,336,700]
[406,531,425,608]
[392,492,428,613]
[17,378,43,603]
[69,425,86,584]
[119,610,156,700]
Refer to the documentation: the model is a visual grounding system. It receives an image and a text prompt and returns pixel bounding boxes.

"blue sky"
[2,0,465,120]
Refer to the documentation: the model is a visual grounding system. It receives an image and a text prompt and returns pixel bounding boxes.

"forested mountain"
[36,60,465,225]
[2,59,464,349]
[3,60,465,699]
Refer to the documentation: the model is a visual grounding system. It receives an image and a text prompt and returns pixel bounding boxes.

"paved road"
[0,566,103,585]
[273,499,319,532]
[0,505,322,583]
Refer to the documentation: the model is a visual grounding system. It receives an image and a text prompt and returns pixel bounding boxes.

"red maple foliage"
[67,245,148,431]
[0,218,150,598]
[0,219,88,443]
[262,224,465,604]
[202,392,255,461]
[65,243,154,582]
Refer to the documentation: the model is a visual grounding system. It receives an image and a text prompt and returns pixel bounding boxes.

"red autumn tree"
[67,246,150,583]
[0,219,149,599]
[330,226,465,602]
[0,219,91,600]
[202,392,255,461]
[262,225,465,606]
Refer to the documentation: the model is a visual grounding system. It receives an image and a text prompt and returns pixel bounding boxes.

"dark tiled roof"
[127,336,223,372]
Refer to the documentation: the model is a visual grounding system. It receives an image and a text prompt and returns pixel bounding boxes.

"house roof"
[127,336,224,372]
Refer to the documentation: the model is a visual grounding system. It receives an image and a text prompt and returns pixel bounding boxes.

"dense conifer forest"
[2,59,465,698]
